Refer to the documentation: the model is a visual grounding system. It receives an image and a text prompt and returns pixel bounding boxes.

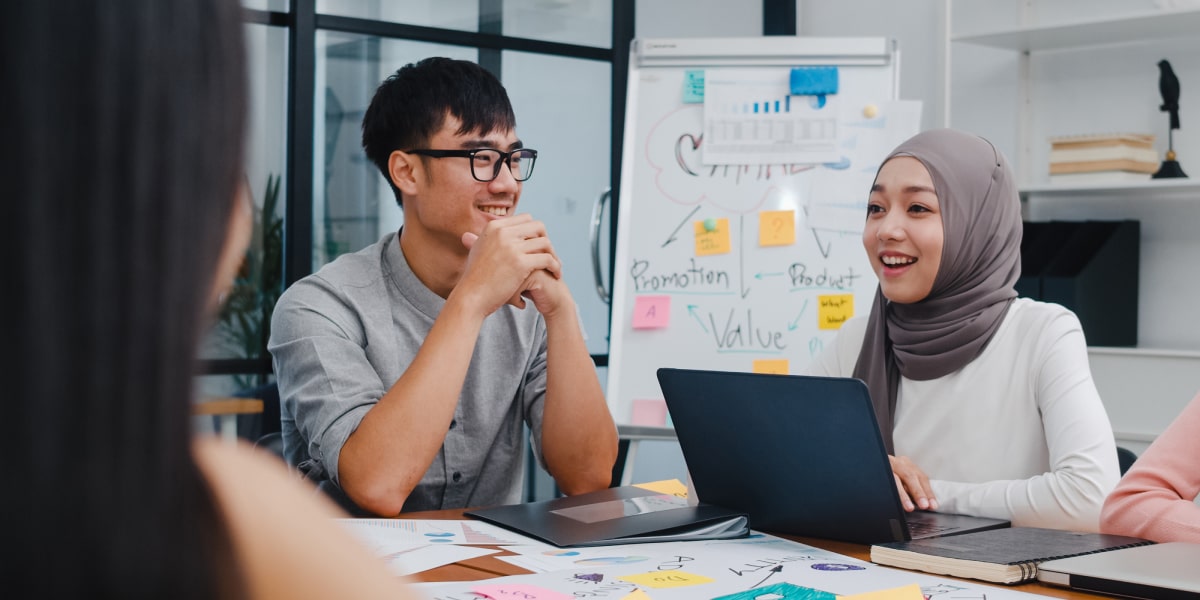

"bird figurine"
[1159,59,1181,130]
[1153,59,1187,178]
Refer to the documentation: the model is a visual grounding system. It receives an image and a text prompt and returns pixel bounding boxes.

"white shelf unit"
[946,2,1200,446]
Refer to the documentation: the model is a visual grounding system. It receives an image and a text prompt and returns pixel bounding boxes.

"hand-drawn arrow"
[754,272,785,280]
[662,205,702,248]
[810,229,833,259]
[749,564,784,589]
[811,228,832,259]
[787,299,810,331]
[687,304,708,333]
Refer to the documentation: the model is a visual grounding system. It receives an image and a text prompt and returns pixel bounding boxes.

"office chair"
[1117,446,1138,476]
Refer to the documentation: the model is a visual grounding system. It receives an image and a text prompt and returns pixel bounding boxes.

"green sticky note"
[683,70,704,103]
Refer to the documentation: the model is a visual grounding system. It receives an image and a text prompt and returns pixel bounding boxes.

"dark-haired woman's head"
[5,0,249,596]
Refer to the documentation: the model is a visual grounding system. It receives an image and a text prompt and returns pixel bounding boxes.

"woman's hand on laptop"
[890,455,938,512]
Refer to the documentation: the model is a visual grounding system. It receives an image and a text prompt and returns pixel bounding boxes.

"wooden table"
[400,509,1106,598]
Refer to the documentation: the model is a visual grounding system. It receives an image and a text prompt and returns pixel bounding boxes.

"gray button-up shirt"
[269,231,547,513]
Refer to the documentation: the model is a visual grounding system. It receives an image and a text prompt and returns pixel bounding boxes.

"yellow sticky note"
[694,218,731,256]
[619,570,714,589]
[839,583,924,600]
[752,359,789,375]
[633,478,688,498]
[759,210,796,246]
[621,590,654,600]
[818,294,854,330]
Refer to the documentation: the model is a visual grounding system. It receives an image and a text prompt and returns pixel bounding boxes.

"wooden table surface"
[399,509,1107,598]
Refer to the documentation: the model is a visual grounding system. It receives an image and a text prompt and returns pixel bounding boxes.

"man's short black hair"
[361,57,517,207]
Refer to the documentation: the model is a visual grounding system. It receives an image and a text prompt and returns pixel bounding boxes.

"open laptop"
[656,368,1010,545]
[1037,542,1200,599]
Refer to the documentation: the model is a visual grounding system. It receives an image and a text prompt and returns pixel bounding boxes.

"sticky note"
[818,294,854,330]
[752,359,789,375]
[713,582,835,600]
[619,570,714,589]
[633,478,688,498]
[632,295,670,329]
[682,69,705,103]
[759,210,796,246]
[630,398,668,427]
[839,584,924,600]
[621,591,653,600]
[790,66,839,95]
[694,218,731,256]
[472,583,574,600]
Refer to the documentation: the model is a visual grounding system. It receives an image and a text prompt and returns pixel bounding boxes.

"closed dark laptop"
[656,368,1009,544]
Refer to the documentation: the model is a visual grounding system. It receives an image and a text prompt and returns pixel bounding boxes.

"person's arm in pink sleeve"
[1102,393,1200,543]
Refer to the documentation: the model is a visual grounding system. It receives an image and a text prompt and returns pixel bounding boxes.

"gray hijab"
[852,129,1022,454]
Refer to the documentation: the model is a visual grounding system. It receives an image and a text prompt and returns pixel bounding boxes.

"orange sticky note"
[839,584,924,600]
[619,570,714,589]
[693,218,731,256]
[759,210,796,246]
[632,296,670,329]
[818,294,854,330]
[630,398,668,426]
[752,359,789,375]
[633,478,688,498]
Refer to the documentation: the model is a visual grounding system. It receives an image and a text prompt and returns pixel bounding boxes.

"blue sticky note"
[790,66,839,95]
[682,69,704,103]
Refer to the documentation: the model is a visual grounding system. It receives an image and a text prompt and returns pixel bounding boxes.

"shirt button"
[449,419,457,430]
[452,472,462,483]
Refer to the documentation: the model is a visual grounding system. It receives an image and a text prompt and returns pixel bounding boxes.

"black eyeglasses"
[406,148,538,182]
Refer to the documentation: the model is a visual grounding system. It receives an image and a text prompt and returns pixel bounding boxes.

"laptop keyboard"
[907,519,954,537]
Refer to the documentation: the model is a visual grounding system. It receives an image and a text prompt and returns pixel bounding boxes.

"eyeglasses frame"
[405,147,538,182]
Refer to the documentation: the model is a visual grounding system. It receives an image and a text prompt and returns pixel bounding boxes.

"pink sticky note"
[631,398,668,427]
[472,583,574,600]
[632,295,670,329]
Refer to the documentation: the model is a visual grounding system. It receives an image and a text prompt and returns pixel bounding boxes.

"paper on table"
[338,518,541,546]
[380,544,498,576]
[417,532,1060,600]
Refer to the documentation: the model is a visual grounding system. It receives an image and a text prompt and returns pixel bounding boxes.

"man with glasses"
[270,57,618,516]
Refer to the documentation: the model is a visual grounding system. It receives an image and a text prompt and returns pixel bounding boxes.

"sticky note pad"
[818,294,854,330]
[633,478,688,497]
[790,66,839,95]
[682,69,705,103]
[840,584,925,600]
[632,295,670,329]
[713,582,835,600]
[759,210,796,246]
[630,398,668,427]
[472,583,574,600]
[752,359,789,375]
[693,218,731,255]
[619,570,714,589]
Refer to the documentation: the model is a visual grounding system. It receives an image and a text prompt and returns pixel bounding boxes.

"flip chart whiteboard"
[606,36,921,426]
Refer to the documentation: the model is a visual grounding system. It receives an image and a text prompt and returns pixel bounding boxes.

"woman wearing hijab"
[6,1,418,597]
[808,129,1119,532]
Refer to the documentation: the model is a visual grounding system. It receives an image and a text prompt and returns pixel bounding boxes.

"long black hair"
[3,0,248,597]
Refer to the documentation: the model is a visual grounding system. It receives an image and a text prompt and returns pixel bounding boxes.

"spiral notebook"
[869,527,1153,584]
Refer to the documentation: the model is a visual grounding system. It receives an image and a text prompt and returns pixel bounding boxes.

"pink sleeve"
[1101,393,1200,543]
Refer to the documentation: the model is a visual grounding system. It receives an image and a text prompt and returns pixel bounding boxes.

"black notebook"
[465,485,749,547]
[870,526,1154,584]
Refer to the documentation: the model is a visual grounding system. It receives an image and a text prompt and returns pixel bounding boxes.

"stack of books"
[1049,133,1159,183]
